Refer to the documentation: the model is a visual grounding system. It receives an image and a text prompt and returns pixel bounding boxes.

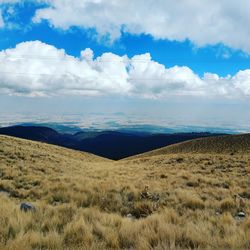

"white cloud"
[0,10,4,28]
[0,0,20,28]
[0,0,18,3]
[233,70,250,95]
[0,40,249,98]
[33,0,250,53]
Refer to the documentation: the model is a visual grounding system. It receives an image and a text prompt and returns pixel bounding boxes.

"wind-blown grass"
[0,135,249,249]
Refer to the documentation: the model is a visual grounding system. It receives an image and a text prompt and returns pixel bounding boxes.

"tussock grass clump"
[177,190,205,210]
[131,201,154,218]
[220,198,236,212]
[63,218,93,248]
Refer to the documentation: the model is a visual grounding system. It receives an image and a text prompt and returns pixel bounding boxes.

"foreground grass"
[0,135,249,249]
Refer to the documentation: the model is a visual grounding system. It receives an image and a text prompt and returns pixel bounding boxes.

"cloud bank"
[33,0,250,53]
[0,41,249,98]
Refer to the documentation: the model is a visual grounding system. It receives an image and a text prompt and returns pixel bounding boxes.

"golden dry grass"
[0,135,249,249]
[132,133,250,158]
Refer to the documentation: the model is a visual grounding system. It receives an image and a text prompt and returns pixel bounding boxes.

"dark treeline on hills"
[0,125,225,160]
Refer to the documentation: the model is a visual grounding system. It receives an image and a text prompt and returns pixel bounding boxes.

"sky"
[0,0,250,131]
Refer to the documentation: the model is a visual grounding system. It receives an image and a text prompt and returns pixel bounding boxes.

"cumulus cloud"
[0,40,249,98]
[32,0,250,53]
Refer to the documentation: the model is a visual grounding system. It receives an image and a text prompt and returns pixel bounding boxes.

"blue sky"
[0,0,250,131]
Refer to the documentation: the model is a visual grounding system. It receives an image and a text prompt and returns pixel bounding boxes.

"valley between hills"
[0,134,249,249]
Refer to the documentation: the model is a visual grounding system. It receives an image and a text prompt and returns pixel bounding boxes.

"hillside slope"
[130,133,250,159]
[0,135,249,249]
[0,135,107,163]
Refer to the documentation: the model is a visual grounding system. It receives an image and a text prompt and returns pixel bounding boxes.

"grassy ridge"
[0,135,250,249]
[130,133,250,159]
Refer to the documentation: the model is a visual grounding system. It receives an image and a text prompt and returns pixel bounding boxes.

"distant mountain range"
[0,125,225,160]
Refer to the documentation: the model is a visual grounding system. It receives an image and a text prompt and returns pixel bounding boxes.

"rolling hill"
[129,133,250,159]
[0,125,223,160]
[0,134,249,249]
